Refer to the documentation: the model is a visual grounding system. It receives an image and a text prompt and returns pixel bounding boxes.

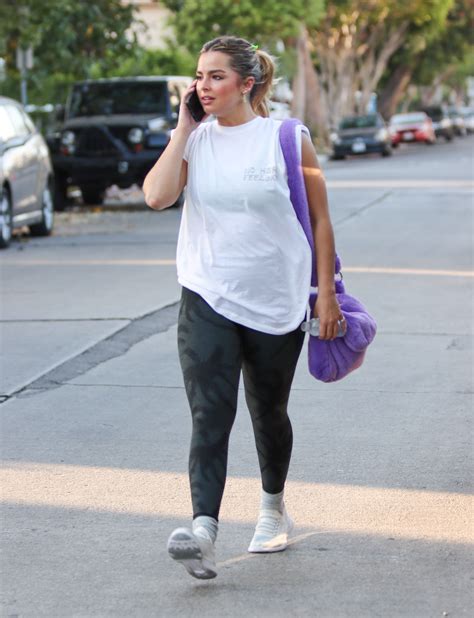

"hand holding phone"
[185,89,206,122]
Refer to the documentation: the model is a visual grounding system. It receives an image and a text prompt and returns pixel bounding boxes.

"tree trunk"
[291,26,306,121]
[302,34,328,138]
[309,12,409,126]
[356,21,409,113]
[421,66,456,106]
[378,64,413,119]
[291,25,329,141]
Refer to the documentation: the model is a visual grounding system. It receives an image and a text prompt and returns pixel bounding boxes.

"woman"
[143,36,344,580]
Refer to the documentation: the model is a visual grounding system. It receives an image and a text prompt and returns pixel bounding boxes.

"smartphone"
[185,89,206,122]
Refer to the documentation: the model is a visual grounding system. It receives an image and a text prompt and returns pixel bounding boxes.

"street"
[1,136,473,617]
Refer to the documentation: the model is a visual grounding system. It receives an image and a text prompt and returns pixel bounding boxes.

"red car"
[389,112,436,147]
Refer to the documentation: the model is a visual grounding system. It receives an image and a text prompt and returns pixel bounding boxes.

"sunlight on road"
[218,531,325,567]
[2,463,471,544]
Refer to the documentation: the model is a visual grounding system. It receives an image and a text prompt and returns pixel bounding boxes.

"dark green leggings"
[177,287,305,520]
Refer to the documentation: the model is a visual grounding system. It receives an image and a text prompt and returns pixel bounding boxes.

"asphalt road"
[1,136,473,617]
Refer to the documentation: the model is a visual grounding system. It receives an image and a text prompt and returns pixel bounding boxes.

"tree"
[0,0,139,103]
[160,0,326,132]
[159,0,464,141]
[306,0,454,130]
[161,0,324,55]
[378,0,470,117]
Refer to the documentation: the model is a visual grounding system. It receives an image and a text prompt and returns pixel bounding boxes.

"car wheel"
[392,143,399,149]
[382,146,393,157]
[30,180,55,237]
[0,188,13,249]
[330,154,346,161]
[80,185,105,206]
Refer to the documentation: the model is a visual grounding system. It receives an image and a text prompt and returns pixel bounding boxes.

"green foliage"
[379,0,471,95]
[411,0,473,86]
[161,0,325,56]
[0,0,139,103]
[0,71,78,106]
[89,46,196,80]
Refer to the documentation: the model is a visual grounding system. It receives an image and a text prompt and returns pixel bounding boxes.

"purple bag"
[279,118,377,382]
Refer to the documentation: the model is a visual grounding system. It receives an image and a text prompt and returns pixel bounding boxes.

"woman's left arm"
[301,132,344,340]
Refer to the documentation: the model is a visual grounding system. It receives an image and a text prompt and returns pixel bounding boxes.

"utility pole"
[16,47,34,106]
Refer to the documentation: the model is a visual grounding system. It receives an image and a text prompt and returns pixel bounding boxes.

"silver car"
[0,96,54,249]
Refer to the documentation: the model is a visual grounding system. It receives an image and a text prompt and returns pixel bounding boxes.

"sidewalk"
[1,142,473,616]
[3,271,473,613]
[1,310,472,616]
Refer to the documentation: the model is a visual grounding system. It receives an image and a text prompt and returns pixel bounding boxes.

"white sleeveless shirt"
[176,116,312,335]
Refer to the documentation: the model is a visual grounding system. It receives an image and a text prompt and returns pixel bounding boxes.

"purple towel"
[279,118,343,292]
[279,118,377,382]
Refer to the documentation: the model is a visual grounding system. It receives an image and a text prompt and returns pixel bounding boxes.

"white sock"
[260,489,284,513]
[192,515,218,543]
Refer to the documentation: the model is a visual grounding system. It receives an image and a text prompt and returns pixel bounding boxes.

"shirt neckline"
[214,116,262,133]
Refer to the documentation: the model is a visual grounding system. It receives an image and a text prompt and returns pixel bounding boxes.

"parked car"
[330,113,393,159]
[422,106,454,141]
[0,96,54,249]
[389,112,436,147]
[47,76,192,209]
[460,107,474,134]
[447,107,467,136]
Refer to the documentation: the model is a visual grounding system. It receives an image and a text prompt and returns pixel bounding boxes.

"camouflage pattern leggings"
[177,287,305,520]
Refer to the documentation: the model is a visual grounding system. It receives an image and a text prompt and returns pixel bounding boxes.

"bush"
[89,46,196,80]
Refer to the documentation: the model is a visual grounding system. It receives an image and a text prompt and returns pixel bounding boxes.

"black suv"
[422,106,454,142]
[48,76,191,208]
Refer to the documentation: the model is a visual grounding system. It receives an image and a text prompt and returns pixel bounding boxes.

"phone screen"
[185,90,206,122]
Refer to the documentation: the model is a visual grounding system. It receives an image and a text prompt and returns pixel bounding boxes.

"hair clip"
[250,44,259,51]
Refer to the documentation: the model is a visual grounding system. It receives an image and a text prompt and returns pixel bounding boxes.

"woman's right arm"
[143,129,190,210]
[143,81,204,210]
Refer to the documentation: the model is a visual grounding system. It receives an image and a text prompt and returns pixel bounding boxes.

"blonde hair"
[200,36,275,117]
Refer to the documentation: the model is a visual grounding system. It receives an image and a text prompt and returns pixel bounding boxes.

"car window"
[423,107,443,120]
[392,113,426,124]
[68,81,168,117]
[6,105,30,138]
[0,106,16,142]
[339,114,378,129]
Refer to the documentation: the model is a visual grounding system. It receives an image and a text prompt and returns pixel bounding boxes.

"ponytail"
[250,50,275,118]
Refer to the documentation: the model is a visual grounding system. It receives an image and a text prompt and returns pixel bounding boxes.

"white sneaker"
[167,526,217,579]
[248,505,294,553]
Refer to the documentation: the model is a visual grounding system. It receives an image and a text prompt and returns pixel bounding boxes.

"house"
[126,0,174,49]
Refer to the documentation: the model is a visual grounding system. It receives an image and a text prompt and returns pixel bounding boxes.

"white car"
[0,96,54,249]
